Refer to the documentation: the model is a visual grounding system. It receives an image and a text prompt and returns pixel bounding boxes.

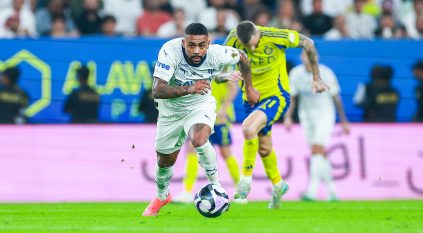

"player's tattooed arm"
[237,50,251,87]
[298,34,329,93]
[333,94,351,134]
[152,77,211,99]
[298,34,320,80]
[237,49,260,106]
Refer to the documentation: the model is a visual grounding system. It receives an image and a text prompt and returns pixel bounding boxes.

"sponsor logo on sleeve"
[156,61,170,70]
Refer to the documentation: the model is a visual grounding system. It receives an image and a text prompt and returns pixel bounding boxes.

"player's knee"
[242,123,256,140]
[191,137,209,148]
[258,146,272,157]
[157,156,177,167]
[311,144,325,155]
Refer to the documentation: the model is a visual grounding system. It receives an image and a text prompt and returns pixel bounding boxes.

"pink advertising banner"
[0,124,422,202]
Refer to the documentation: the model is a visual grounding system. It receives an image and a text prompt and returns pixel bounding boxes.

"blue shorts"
[243,91,290,135]
[209,124,232,146]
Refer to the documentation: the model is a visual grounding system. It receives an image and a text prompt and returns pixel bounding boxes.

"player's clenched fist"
[246,87,260,107]
[187,80,211,95]
[312,77,330,94]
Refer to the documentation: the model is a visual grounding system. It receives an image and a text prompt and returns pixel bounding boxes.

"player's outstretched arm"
[152,77,211,99]
[237,50,260,107]
[333,94,351,135]
[298,34,329,93]
[214,70,243,83]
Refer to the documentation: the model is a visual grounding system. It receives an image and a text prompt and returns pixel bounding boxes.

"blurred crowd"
[0,0,423,39]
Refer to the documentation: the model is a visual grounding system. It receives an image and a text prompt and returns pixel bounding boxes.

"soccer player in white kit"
[142,23,259,217]
[284,51,350,201]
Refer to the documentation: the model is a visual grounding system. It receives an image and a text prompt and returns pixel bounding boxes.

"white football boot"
[233,177,251,204]
[268,181,289,209]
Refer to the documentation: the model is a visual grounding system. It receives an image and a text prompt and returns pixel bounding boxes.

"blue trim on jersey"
[275,44,286,49]
[277,76,284,92]
[210,124,232,146]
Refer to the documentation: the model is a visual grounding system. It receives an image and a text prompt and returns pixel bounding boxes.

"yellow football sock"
[242,137,258,176]
[261,149,282,185]
[225,155,240,185]
[183,152,198,192]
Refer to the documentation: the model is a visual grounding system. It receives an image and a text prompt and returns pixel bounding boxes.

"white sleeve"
[324,67,340,96]
[153,45,177,82]
[288,68,299,96]
[215,45,241,66]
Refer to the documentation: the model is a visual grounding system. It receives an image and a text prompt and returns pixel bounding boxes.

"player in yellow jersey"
[223,21,329,208]
[173,73,242,203]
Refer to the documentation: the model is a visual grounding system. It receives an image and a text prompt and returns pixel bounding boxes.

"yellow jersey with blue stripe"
[223,26,300,101]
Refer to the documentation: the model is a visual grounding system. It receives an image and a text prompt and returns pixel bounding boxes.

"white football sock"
[305,155,322,198]
[195,141,220,185]
[155,164,173,201]
[240,175,252,184]
[321,157,337,199]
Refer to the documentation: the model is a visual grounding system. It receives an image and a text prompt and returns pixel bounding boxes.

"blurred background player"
[284,50,350,201]
[353,64,399,122]
[63,65,100,123]
[173,76,241,203]
[0,66,29,124]
[224,21,329,208]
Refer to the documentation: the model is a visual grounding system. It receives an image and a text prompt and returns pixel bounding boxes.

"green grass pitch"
[0,201,422,233]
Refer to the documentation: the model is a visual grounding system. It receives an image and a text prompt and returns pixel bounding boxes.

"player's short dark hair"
[3,66,20,85]
[236,21,256,44]
[76,66,90,80]
[185,23,208,36]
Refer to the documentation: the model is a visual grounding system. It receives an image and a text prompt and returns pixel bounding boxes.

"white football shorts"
[154,101,216,154]
[299,113,335,146]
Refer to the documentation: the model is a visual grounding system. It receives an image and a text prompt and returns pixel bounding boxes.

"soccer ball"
[194,184,230,218]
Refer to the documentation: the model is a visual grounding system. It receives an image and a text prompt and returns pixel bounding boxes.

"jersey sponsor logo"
[173,78,212,86]
[156,61,170,70]
[249,56,276,66]
[173,79,193,86]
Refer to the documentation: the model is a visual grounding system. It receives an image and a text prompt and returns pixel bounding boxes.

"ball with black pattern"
[194,184,230,218]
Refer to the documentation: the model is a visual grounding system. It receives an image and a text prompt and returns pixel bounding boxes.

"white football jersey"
[153,38,241,116]
[289,64,340,121]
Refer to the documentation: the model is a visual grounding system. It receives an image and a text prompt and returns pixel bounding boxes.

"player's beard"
[190,55,203,64]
